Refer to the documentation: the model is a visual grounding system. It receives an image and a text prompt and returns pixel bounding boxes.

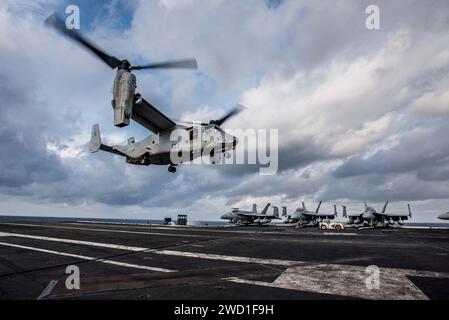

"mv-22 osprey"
[45,14,241,173]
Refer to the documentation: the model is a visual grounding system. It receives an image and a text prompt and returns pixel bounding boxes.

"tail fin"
[302,202,306,210]
[408,204,412,218]
[315,201,322,213]
[88,124,125,157]
[382,200,389,213]
[364,201,368,210]
[89,124,102,153]
[252,204,257,213]
[342,206,348,218]
[282,206,287,217]
[333,204,337,217]
[272,206,279,218]
[261,203,271,215]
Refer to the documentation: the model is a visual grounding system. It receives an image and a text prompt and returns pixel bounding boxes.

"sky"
[0,0,449,222]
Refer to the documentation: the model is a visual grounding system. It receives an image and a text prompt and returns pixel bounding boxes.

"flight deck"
[0,221,448,300]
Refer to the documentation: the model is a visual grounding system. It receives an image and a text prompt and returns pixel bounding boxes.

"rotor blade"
[44,13,122,69]
[210,104,245,126]
[131,59,198,70]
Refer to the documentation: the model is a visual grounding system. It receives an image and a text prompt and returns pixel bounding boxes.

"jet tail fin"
[315,201,322,213]
[333,204,337,217]
[272,206,279,218]
[382,200,389,214]
[261,203,271,215]
[364,201,368,209]
[252,204,257,213]
[282,206,287,217]
[302,202,306,210]
[89,124,102,153]
[342,206,348,218]
[408,203,412,218]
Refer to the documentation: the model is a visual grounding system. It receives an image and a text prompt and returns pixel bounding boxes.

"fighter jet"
[281,202,337,227]
[342,201,412,227]
[220,203,280,226]
[438,212,449,220]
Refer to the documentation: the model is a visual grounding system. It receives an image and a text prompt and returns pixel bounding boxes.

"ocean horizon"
[0,215,448,228]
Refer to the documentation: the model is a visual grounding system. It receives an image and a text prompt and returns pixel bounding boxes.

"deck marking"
[226,263,449,300]
[0,241,174,272]
[152,250,301,266]
[37,280,58,300]
[0,232,147,251]
[0,223,214,238]
[323,232,358,236]
[2,231,448,271]
[1,232,449,300]
[0,231,302,266]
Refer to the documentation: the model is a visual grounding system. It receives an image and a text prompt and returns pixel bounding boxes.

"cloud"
[1,0,449,223]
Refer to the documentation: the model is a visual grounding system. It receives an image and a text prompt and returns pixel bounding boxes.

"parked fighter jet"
[281,202,337,226]
[342,201,411,227]
[220,203,280,225]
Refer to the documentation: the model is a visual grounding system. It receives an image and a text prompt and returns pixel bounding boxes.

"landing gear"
[168,165,177,173]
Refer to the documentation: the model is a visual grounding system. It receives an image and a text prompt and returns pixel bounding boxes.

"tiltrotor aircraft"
[342,201,412,227]
[281,202,337,226]
[45,13,240,173]
[220,203,280,225]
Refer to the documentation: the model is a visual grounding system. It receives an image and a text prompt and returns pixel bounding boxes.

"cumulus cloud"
[1,0,449,222]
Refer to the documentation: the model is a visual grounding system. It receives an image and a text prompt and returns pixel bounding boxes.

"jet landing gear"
[168,165,177,173]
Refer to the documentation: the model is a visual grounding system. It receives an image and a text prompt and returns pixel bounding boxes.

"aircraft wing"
[301,212,335,217]
[132,95,177,134]
[237,213,268,218]
[99,145,127,157]
[237,213,280,219]
[380,213,410,220]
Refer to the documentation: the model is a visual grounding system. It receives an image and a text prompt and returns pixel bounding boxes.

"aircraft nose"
[438,212,449,220]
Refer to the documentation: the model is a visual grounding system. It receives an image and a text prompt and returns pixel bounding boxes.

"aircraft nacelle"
[112,70,136,127]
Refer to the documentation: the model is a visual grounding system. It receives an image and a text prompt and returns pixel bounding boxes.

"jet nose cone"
[438,212,449,220]
[220,214,228,219]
